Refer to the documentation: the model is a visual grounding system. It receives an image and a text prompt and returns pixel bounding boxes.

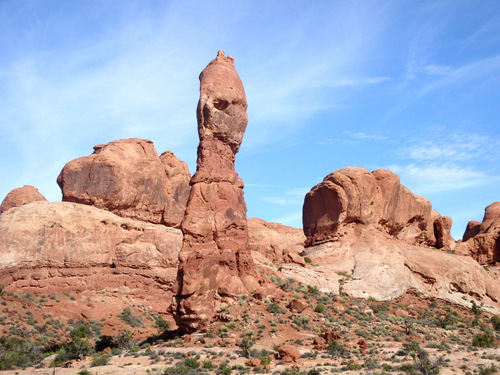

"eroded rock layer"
[57,138,190,227]
[0,201,182,295]
[172,51,259,332]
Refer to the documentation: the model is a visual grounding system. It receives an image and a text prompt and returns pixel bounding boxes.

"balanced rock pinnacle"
[172,51,259,331]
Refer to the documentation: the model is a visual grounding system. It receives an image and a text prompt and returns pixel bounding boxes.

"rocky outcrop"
[293,168,500,310]
[456,202,500,264]
[0,185,47,214]
[434,216,455,249]
[57,138,190,227]
[248,217,305,263]
[172,51,259,332]
[279,225,500,310]
[0,201,182,294]
[303,167,453,248]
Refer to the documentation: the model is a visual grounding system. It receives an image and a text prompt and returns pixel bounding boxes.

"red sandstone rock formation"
[172,51,259,332]
[0,185,47,214]
[57,138,190,227]
[456,202,500,264]
[248,217,305,263]
[302,167,453,248]
[0,201,181,296]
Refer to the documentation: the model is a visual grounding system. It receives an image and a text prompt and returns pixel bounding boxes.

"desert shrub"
[364,357,379,369]
[327,340,348,359]
[304,257,313,265]
[344,359,361,371]
[202,360,214,369]
[267,303,284,314]
[90,354,109,367]
[400,342,444,375]
[53,337,94,365]
[472,332,496,348]
[153,314,172,333]
[182,357,200,369]
[491,316,500,331]
[77,369,92,375]
[0,337,42,370]
[478,363,498,375]
[118,307,143,328]
[115,329,136,349]
[314,304,325,313]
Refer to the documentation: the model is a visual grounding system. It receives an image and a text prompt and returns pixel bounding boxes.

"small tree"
[238,332,256,358]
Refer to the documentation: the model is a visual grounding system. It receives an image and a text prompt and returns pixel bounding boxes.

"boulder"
[456,202,500,264]
[434,216,455,250]
[288,299,307,313]
[0,185,47,214]
[57,138,190,227]
[172,51,260,332]
[303,167,452,248]
[278,345,300,362]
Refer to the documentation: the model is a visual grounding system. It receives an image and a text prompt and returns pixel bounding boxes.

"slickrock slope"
[456,202,500,264]
[297,168,500,310]
[0,201,182,293]
[303,167,453,248]
[57,138,190,227]
[172,51,260,332]
[0,185,47,214]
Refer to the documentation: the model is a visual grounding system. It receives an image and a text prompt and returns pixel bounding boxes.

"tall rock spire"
[172,51,259,332]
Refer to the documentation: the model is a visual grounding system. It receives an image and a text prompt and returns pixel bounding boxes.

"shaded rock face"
[57,138,190,227]
[172,51,259,332]
[456,202,500,264]
[0,185,47,214]
[0,201,182,292]
[303,167,452,248]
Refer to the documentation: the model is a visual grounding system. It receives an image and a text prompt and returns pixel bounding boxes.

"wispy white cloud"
[387,163,498,195]
[418,55,500,95]
[326,76,390,87]
[399,133,499,162]
[421,64,452,76]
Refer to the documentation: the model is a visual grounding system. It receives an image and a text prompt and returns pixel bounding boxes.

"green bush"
[327,340,348,359]
[153,314,172,333]
[491,315,500,331]
[267,303,283,314]
[0,337,42,370]
[90,354,109,367]
[472,332,496,348]
[314,304,325,313]
[118,307,143,328]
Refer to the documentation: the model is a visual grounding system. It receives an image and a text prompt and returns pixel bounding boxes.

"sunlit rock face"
[172,51,259,332]
[57,138,190,228]
[302,167,452,248]
[0,185,47,214]
[456,202,500,265]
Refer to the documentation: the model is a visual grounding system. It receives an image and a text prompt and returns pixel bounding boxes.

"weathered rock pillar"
[172,51,259,332]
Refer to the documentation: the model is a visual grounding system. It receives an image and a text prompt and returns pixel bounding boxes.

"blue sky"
[1,1,499,239]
